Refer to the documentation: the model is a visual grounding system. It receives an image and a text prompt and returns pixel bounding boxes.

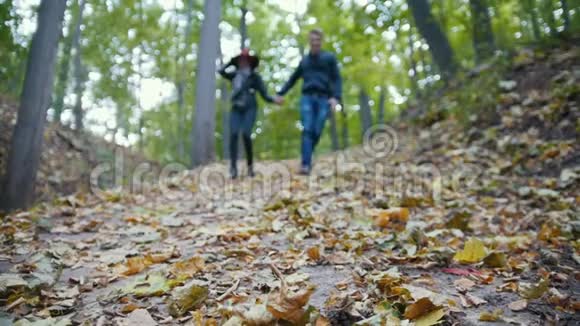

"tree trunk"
[408,29,420,97]
[407,0,457,77]
[218,41,230,160]
[560,0,570,32]
[72,0,86,131]
[237,4,248,160]
[469,0,495,62]
[240,2,248,50]
[53,8,75,124]
[542,0,557,36]
[0,0,66,212]
[358,88,373,140]
[377,86,386,124]
[190,0,221,167]
[176,0,194,160]
[522,0,541,40]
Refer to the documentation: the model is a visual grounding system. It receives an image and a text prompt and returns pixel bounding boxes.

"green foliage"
[2,0,578,163]
[0,0,26,97]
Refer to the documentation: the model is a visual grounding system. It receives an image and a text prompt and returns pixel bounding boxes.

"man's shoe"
[248,165,255,178]
[299,165,311,175]
[230,166,238,179]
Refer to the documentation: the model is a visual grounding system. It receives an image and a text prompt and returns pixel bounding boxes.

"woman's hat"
[232,48,260,69]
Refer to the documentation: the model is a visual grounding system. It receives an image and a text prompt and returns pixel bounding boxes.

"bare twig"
[216,279,240,302]
[6,297,25,311]
[269,263,287,290]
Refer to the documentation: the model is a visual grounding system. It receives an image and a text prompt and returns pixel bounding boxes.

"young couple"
[219,29,342,179]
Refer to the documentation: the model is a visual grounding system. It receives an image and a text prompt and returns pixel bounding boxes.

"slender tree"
[407,0,457,77]
[72,0,86,130]
[0,0,67,211]
[240,1,248,49]
[52,6,75,123]
[377,86,386,125]
[190,0,221,167]
[560,0,570,32]
[470,0,495,62]
[358,88,373,140]
[176,0,195,160]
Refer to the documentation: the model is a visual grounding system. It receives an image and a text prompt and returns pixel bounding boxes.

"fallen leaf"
[267,264,316,324]
[125,309,156,326]
[121,303,143,314]
[441,268,482,276]
[464,293,487,307]
[122,274,171,298]
[169,256,205,279]
[508,299,528,311]
[519,278,549,299]
[306,247,321,261]
[243,304,275,324]
[414,308,446,326]
[445,211,471,231]
[168,280,209,317]
[122,257,148,276]
[453,238,487,264]
[483,252,507,268]
[374,207,409,230]
[453,278,475,292]
[404,297,440,320]
[479,309,503,322]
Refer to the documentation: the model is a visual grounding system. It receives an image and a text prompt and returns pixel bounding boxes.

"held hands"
[328,97,339,111]
[274,95,284,105]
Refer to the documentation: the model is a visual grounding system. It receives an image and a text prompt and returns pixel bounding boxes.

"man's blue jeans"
[300,95,329,168]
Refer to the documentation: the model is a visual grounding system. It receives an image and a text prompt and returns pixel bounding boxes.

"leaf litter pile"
[1,47,579,325]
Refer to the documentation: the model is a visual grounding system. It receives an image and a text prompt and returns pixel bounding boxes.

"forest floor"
[0,46,579,326]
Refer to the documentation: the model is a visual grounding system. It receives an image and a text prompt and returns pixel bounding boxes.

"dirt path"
[1,119,578,325]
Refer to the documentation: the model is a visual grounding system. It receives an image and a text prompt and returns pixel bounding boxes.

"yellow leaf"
[453,238,487,264]
[415,308,445,326]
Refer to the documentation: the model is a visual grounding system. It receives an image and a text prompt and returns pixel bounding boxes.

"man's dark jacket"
[277,50,342,100]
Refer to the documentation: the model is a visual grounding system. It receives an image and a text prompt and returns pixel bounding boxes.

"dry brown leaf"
[306,246,321,261]
[315,316,331,326]
[453,278,476,292]
[267,264,316,324]
[122,257,149,276]
[170,256,205,278]
[508,299,527,311]
[404,297,440,320]
[465,293,487,307]
[121,303,142,314]
[373,207,409,230]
